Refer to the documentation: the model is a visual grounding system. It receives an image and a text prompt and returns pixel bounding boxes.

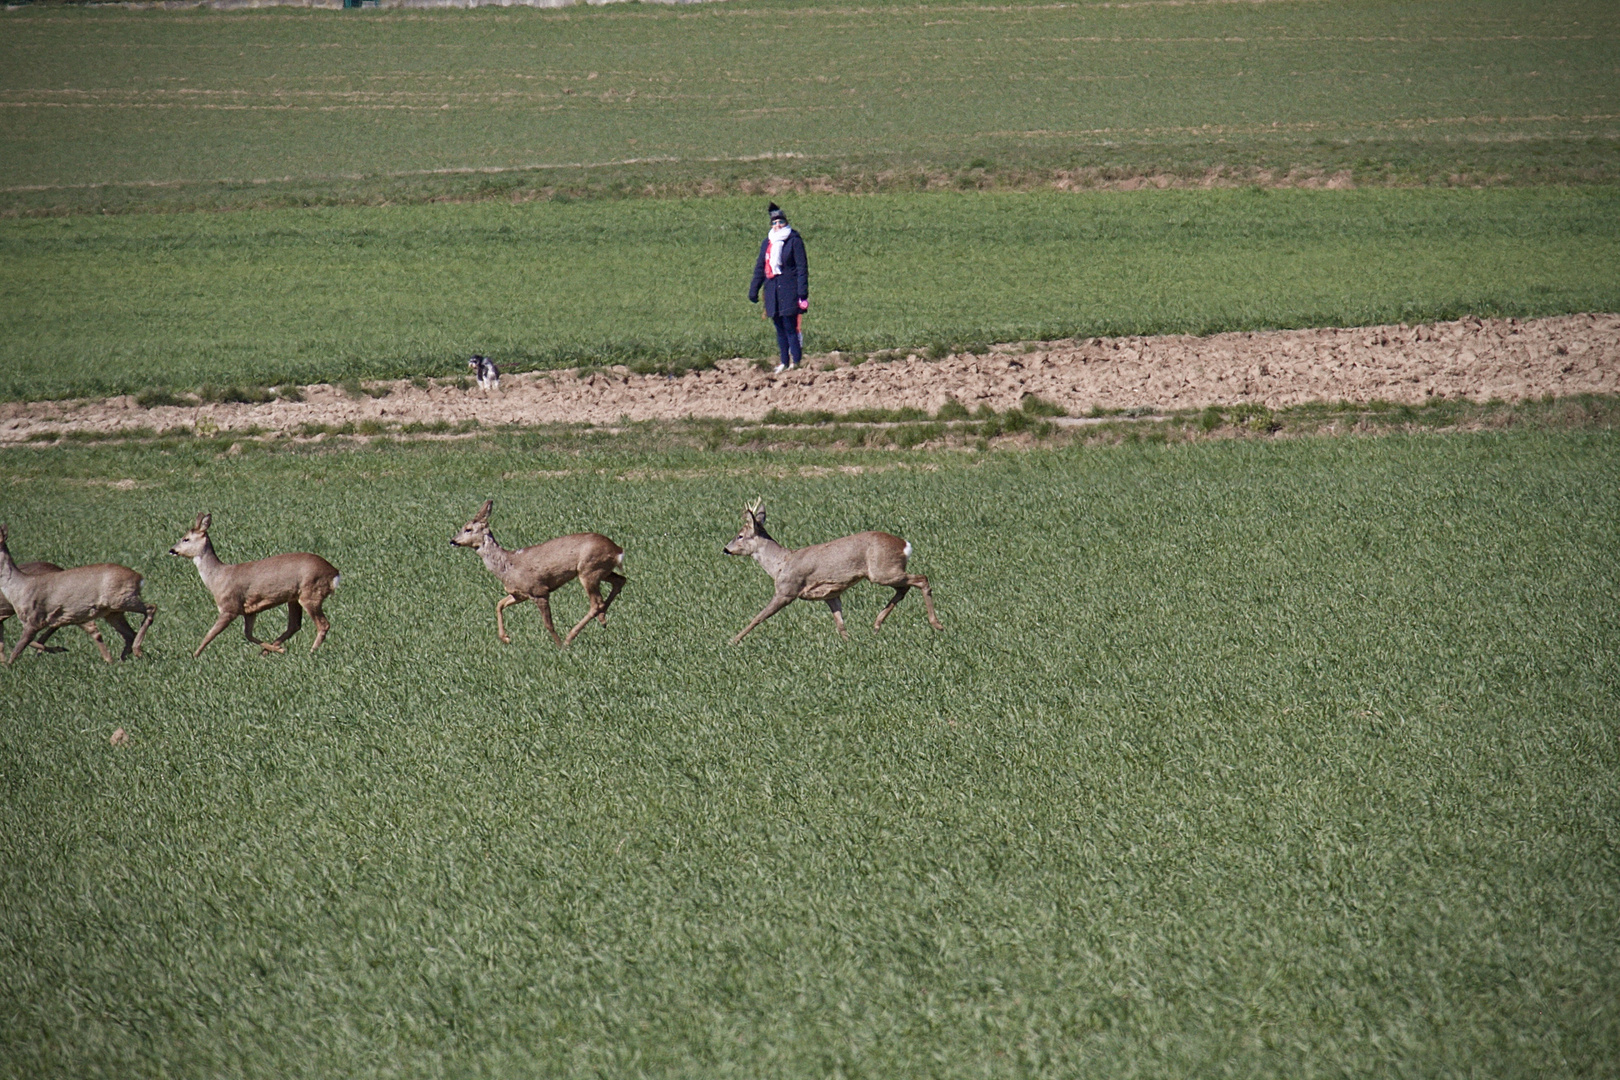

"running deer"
[168,513,339,657]
[721,499,942,644]
[0,524,156,664]
[0,560,106,656]
[450,499,625,648]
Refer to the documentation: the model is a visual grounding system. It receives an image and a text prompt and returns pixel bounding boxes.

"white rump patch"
[332,574,341,589]
[616,552,624,565]
[903,541,913,558]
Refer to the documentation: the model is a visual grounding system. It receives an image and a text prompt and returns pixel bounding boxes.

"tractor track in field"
[2,314,1616,444]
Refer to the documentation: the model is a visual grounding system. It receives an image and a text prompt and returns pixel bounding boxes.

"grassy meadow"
[4,186,1619,400]
[1,0,1617,216]
[2,430,1618,1077]
[4,0,1619,1073]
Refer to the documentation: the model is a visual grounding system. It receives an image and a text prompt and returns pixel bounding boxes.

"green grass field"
[5,186,1618,400]
[5,0,1619,1072]
[2,431,1617,1076]
[2,0,1617,216]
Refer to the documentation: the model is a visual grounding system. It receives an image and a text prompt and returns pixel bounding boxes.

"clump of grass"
[936,397,971,421]
[296,421,356,437]
[400,419,453,434]
[700,419,730,451]
[356,419,388,436]
[275,384,305,403]
[893,422,944,448]
[134,387,190,408]
[762,406,931,426]
[197,383,275,405]
[1230,402,1278,433]
[1018,394,1068,418]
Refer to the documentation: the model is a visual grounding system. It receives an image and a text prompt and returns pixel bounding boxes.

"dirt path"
[3,314,1616,443]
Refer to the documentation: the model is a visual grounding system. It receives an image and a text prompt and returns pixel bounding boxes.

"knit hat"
[768,202,786,224]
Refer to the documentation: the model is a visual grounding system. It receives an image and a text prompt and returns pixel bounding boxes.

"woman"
[748,202,810,373]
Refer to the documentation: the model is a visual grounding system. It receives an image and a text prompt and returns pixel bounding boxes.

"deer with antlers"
[169,513,339,657]
[450,500,625,648]
[722,499,942,644]
[0,524,156,664]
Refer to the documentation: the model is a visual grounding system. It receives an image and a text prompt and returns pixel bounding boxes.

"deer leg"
[104,613,137,661]
[52,622,103,653]
[29,623,71,654]
[596,571,626,625]
[6,623,44,665]
[563,582,607,647]
[305,597,330,654]
[495,594,520,645]
[263,601,303,654]
[243,611,285,655]
[79,620,114,663]
[909,574,943,630]
[825,596,849,639]
[873,584,909,631]
[129,600,154,658]
[534,594,565,649]
[730,593,795,645]
[194,611,237,658]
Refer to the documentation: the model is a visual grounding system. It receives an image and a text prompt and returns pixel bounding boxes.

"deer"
[721,499,943,645]
[168,513,339,657]
[450,499,625,648]
[0,524,156,665]
[0,560,108,656]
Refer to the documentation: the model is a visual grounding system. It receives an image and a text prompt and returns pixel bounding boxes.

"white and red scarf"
[764,223,792,278]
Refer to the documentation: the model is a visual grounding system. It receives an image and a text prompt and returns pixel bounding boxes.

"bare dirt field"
[3,314,1616,443]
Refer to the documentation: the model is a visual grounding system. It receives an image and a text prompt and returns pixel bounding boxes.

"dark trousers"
[772,313,803,366]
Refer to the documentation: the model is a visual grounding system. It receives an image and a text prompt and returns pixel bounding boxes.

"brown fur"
[722,501,942,644]
[169,513,338,657]
[450,499,625,648]
[0,525,155,664]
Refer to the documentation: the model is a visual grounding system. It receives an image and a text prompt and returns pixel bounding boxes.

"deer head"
[451,500,495,549]
[722,499,772,556]
[168,512,212,559]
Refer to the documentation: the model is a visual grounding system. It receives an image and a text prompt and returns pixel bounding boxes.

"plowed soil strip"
[3,315,1616,443]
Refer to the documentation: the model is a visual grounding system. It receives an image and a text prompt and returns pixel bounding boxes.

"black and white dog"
[467,355,500,392]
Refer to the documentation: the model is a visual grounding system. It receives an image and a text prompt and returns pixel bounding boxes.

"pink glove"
[798,298,810,312]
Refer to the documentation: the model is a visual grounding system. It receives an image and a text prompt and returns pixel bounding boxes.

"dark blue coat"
[749,229,808,319]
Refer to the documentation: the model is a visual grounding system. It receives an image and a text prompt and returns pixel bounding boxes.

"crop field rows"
[4,188,1618,400]
[3,432,1619,1077]
[4,0,1619,1074]
[2,0,1617,215]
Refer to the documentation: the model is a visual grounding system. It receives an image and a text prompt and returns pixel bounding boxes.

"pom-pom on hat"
[768,202,786,223]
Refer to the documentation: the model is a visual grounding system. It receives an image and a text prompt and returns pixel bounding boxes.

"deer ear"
[197,512,211,532]
[474,500,493,523]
